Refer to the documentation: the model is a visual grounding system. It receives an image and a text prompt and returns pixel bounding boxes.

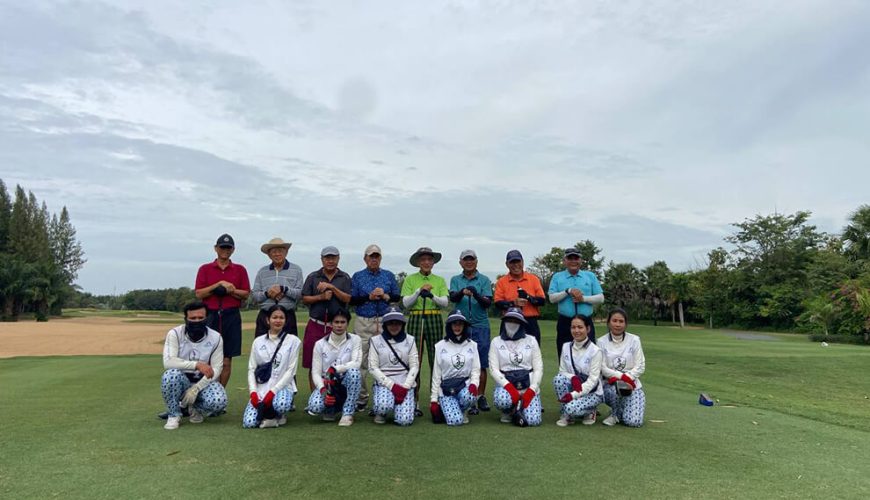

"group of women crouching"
[244,304,645,429]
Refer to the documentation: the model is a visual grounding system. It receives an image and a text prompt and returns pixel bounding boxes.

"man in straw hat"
[251,237,304,337]
[401,247,449,414]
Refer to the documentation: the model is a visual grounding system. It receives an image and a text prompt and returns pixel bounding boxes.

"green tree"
[641,261,672,325]
[843,204,870,261]
[669,272,692,328]
[604,262,644,316]
[529,247,563,290]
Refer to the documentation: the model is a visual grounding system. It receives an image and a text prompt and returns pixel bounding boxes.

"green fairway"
[1,320,869,499]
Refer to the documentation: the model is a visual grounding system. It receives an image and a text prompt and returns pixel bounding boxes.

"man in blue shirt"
[548,247,605,355]
[350,244,400,412]
[448,249,493,413]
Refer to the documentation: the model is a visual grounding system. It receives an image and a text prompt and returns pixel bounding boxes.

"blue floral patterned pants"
[492,386,542,426]
[306,369,362,417]
[372,384,416,426]
[161,369,227,417]
[603,384,645,427]
[438,386,476,426]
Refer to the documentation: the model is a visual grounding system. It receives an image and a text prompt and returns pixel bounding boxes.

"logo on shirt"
[188,350,199,361]
[273,352,283,369]
[389,352,399,365]
[510,352,524,366]
[452,354,465,370]
[613,356,627,371]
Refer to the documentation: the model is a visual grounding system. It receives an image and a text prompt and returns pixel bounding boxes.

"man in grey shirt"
[251,237,304,337]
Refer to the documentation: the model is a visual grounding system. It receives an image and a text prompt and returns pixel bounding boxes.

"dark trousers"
[206,307,242,358]
[255,308,299,337]
[524,317,541,345]
[556,314,596,357]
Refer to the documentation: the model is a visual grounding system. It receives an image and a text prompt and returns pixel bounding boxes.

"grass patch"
[1,321,869,498]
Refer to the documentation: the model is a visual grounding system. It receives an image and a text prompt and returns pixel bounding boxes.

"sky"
[1,1,869,295]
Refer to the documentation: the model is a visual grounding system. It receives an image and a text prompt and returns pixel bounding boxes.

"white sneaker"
[582,410,597,426]
[189,409,204,424]
[462,415,469,425]
[373,415,386,425]
[500,412,512,423]
[259,418,279,428]
[164,416,181,430]
[338,415,354,427]
[556,414,573,427]
[603,414,620,426]
[278,415,287,426]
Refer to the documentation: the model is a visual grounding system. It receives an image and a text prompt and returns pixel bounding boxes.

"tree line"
[0,179,85,321]
[529,207,870,343]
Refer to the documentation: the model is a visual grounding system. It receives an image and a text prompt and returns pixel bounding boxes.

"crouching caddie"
[489,307,543,427]
[161,301,228,430]
[429,310,481,426]
[243,305,302,428]
[553,314,603,427]
[306,308,362,427]
[369,307,419,426]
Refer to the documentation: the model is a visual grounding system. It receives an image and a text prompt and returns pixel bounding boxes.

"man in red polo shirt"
[195,234,250,387]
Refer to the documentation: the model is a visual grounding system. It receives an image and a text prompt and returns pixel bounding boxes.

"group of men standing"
[166,233,604,424]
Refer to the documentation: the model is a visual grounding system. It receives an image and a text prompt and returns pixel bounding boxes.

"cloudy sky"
[1,1,869,294]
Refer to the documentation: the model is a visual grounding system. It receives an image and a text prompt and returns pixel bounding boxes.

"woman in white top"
[488,307,544,427]
[597,308,646,427]
[429,310,481,426]
[243,305,302,428]
[553,314,603,427]
[305,308,362,427]
[369,307,419,426]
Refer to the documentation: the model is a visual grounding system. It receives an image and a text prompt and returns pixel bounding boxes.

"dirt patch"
[0,317,173,358]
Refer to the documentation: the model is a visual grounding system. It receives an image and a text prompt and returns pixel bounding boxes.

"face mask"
[186,320,208,342]
[504,322,520,338]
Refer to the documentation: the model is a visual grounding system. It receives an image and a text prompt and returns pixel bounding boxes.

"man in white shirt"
[160,301,228,430]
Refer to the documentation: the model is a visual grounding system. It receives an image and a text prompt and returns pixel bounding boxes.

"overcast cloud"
[1,1,868,294]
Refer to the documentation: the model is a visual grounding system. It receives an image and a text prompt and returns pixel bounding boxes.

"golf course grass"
[1,314,868,499]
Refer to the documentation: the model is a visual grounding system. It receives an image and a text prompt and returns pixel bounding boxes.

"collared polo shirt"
[252,260,304,311]
[351,267,400,318]
[302,268,352,320]
[195,259,250,310]
[401,272,448,311]
[548,269,603,317]
[493,272,545,318]
[449,271,493,328]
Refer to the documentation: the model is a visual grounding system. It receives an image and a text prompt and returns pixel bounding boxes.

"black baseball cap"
[216,234,235,248]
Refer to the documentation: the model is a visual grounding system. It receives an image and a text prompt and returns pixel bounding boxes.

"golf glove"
[419,289,434,299]
[559,392,573,403]
[391,384,409,404]
[250,392,260,407]
[505,383,521,405]
[263,390,275,407]
[180,386,200,408]
[570,376,583,392]
[521,388,536,409]
[620,373,636,389]
[468,384,478,397]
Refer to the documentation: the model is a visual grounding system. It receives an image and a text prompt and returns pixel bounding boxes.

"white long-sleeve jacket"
[162,325,223,391]
[311,332,362,390]
[597,331,645,389]
[247,332,302,397]
[430,338,481,403]
[489,334,543,394]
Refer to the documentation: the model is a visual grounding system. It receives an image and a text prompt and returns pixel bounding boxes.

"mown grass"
[1,319,868,499]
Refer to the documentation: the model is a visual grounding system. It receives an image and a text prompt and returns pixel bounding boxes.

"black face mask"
[186,320,208,342]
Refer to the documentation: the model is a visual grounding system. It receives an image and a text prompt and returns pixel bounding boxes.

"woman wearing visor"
[488,307,543,427]
[429,310,480,426]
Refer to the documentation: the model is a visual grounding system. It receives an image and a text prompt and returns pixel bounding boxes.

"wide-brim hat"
[409,246,442,267]
[260,237,292,254]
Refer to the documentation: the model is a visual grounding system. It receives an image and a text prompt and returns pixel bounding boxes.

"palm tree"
[843,204,870,261]
[669,272,692,328]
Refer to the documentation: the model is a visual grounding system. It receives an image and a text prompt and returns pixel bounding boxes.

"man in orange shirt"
[493,250,546,345]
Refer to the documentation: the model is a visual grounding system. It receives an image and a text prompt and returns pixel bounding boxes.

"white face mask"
[504,322,520,338]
